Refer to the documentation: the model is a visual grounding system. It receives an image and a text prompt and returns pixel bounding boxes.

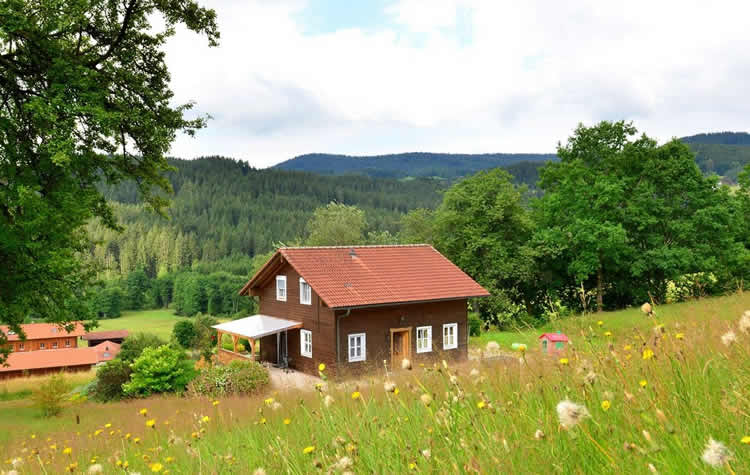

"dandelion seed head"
[556,399,590,429]
[470,368,480,378]
[721,330,737,346]
[701,438,732,467]
[739,311,750,334]
[420,393,433,406]
[87,464,104,474]
[534,429,545,440]
[421,449,431,459]
[401,359,412,370]
[323,395,335,408]
[383,381,396,393]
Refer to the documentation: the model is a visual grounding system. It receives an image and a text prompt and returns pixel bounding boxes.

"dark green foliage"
[125,269,149,310]
[193,314,219,362]
[91,359,132,402]
[173,320,197,348]
[468,313,482,337]
[123,345,196,397]
[187,360,269,398]
[0,0,219,364]
[680,132,750,145]
[90,284,123,319]
[117,333,166,364]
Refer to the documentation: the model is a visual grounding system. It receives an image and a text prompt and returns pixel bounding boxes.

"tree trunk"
[596,266,604,312]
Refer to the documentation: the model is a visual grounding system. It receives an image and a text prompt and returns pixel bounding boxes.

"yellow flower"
[303,446,315,455]
[123,461,129,469]
[318,363,326,372]
[104,423,112,428]
[624,344,632,351]
[604,331,612,337]
[559,358,569,365]
[94,429,102,436]
[639,379,648,388]
[151,462,164,472]
[139,408,148,416]
[409,462,417,470]
[202,416,210,423]
[351,391,361,400]
[63,447,73,456]
[116,461,123,467]
[394,388,400,395]
[477,401,486,409]
[601,400,611,411]
[165,457,175,463]
[125,433,131,440]
[740,436,750,445]
[212,400,220,406]
[264,397,274,405]
[259,417,266,424]
[597,320,604,326]
[642,349,654,360]
[134,437,141,444]
[284,418,291,425]
[146,419,156,428]
[30,434,36,439]
[675,333,684,340]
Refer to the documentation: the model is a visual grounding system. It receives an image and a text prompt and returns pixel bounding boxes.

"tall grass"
[2,296,749,473]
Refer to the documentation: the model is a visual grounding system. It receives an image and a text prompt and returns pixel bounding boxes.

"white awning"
[212,315,303,340]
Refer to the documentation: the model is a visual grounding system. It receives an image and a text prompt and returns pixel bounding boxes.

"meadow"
[1,294,749,474]
[94,309,187,341]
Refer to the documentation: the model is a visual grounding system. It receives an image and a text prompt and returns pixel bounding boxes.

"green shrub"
[91,359,132,402]
[193,313,219,362]
[187,359,269,398]
[123,345,196,397]
[118,333,166,364]
[468,312,482,337]
[172,319,197,348]
[31,374,69,417]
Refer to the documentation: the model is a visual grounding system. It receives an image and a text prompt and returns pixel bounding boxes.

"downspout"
[335,308,352,364]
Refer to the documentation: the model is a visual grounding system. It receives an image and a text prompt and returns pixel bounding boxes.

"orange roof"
[241,245,489,309]
[92,340,121,362]
[81,330,129,341]
[0,322,85,341]
[0,348,98,372]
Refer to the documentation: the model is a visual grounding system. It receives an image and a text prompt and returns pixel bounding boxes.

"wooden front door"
[390,327,411,369]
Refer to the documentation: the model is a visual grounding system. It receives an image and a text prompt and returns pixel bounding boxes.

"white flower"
[420,393,433,406]
[534,429,545,440]
[253,469,267,475]
[701,438,732,468]
[10,458,22,469]
[486,341,500,352]
[87,464,104,474]
[334,457,353,470]
[556,399,590,429]
[270,401,282,411]
[449,375,458,385]
[721,330,737,346]
[470,368,480,378]
[421,449,431,459]
[401,359,412,370]
[383,381,396,393]
[739,311,750,334]
[323,395,335,408]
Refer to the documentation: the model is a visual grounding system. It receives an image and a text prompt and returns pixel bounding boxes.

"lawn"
[95,309,196,341]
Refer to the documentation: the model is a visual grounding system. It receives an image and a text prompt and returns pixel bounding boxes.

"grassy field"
[2,294,749,473]
[94,309,187,341]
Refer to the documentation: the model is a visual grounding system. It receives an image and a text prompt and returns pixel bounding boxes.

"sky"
[164,0,750,168]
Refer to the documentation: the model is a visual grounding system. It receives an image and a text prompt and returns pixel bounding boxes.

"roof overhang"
[212,315,303,340]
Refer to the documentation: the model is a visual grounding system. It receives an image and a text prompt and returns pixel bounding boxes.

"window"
[65,339,71,348]
[348,333,366,362]
[18,343,24,351]
[542,340,548,352]
[300,329,312,358]
[555,342,564,350]
[276,275,287,301]
[40,343,46,349]
[52,341,58,349]
[416,326,432,353]
[299,278,312,305]
[443,323,458,350]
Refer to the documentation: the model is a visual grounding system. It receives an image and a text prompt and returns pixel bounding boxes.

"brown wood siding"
[0,364,93,380]
[257,262,337,376]
[7,337,78,353]
[337,299,469,376]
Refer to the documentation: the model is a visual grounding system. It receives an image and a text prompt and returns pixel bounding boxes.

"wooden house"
[539,332,569,354]
[213,245,489,377]
[0,323,85,352]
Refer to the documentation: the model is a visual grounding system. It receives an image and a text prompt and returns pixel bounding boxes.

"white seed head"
[701,438,733,467]
[401,358,412,370]
[383,381,396,393]
[486,341,500,352]
[534,429,545,440]
[556,399,590,429]
[420,393,433,406]
[721,330,737,347]
[470,368,480,378]
[421,449,431,459]
[739,311,750,334]
[87,465,104,475]
[253,469,267,475]
[323,395,335,408]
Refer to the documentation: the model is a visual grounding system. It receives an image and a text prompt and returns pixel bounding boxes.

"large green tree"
[536,121,740,309]
[0,0,218,361]
[305,202,366,246]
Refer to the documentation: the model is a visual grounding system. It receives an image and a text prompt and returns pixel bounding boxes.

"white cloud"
[166,0,750,167]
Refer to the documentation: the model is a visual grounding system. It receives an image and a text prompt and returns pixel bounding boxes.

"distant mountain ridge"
[680,132,750,182]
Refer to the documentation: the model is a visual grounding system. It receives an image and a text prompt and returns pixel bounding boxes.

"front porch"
[213,315,303,368]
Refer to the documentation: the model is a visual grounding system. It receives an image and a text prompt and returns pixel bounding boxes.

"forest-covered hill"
[680,132,750,182]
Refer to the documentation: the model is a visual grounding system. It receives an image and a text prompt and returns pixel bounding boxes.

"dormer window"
[299,278,311,305]
[276,275,287,301]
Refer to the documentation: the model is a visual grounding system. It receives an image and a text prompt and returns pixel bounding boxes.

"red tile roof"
[0,322,85,341]
[0,348,98,372]
[539,332,569,342]
[242,245,489,309]
[91,341,121,362]
[81,330,129,341]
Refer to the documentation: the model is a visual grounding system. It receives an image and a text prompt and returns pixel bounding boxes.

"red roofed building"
[225,245,489,377]
[539,332,570,354]
[0,347,99,380]
[81,330,129,347]
[0,322,85,353]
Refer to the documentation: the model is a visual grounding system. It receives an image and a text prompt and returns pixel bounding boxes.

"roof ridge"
[280,244,431,250]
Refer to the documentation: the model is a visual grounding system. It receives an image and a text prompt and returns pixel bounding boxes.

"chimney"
[349,248,357,259]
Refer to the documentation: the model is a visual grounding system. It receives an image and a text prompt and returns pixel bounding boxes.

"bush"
[173,320,197,348]
[118,333,166,364]
[91,360,132,402]
[123,345,196,397]
[468,312,482,337]
[188,360,269,398]
[193,313,219,362]
[31,374,69,417]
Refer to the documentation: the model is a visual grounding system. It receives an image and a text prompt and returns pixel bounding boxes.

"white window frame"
[276,275,287,301]
[65,339,71,348]
[416,326,432,353]
[348,333,366,362]
[52,341,58,349]
[18,343,24,351]
[40,342,46,350]
[299,278,312,305]
[443,323,458,350]
[300,329,312,358]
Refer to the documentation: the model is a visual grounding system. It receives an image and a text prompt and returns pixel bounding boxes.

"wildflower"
[318,363,326,372]
[146,419,156,428]
[212,400,220,407]
[604,331,612,337]
[639,379,648,388]
[303,446,315,455]
[601,400,611,411]
[259,417,266,424]
[420,393,433,406]
[470,368,480,378]
[394,388,400,395]
[63,447,73,456]
[104,423,112,428]
[449,375,458,385]
[739,311,750,333]
[116,460,123,467]
[584,371,597,385]
[201,416,210,423]
[597,320,604,326]
[351,391,361,400]
[515,343,527,352]
[284,418,291,425]
[642,348,654,360]
[559,358,569,365]
[87,464,104,474]
[648,463,657,473]
[253,469,267,475]
[486,341,500,352]
[721,330,737,346]
[139,408,148,416]
[323,395,335,407]
[701,438,733,468]
[335,456,353,469]
[409,462,417,470]
[264,397,274,405]
[165,457,175,463]
[556,399,590,429]
[401,358,412,370]
[151,462,164,472]
[125,433,131,439]
[624,344,632,351]
[134,437,141,444]
[384,381,396,393]
[10,458,22,469]
[421,449,431,459]
[534,429,545,440]
[94,429,102,436]
[740,436,750,444]
[675,333,684,340]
